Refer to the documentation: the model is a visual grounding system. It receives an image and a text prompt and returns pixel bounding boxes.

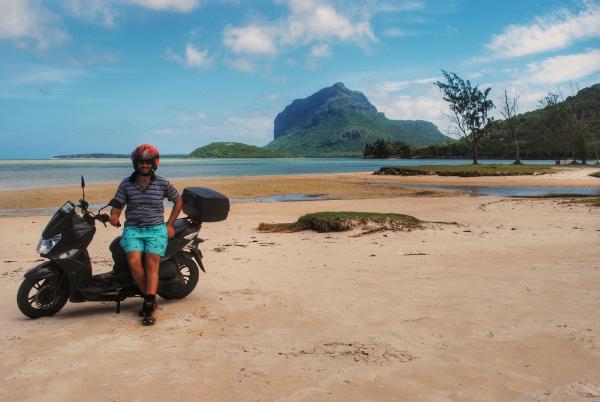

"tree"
[364,139,415,158]
[363,138,392,158]
[538,92,564,164]
[500,90,521,164]
[581,107,600,164]
[434,70,495,164]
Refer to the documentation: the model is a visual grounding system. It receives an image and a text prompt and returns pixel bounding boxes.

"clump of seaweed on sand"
[374,164,554,177]
[258,211,425,235]
[559,196,600,207]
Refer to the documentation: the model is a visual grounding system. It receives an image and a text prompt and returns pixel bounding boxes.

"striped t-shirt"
[110,173,180,227]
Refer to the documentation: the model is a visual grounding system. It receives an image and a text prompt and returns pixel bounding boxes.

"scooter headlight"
[36,234,61,255]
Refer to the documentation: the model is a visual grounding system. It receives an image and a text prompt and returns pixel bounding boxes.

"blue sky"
[1,0,599,158]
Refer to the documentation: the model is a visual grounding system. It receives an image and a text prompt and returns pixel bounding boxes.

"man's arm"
[165,197,183,238]
[109,207,122,227]
[108,180,126,227]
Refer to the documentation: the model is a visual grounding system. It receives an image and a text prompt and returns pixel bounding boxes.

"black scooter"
[17,177,229,319]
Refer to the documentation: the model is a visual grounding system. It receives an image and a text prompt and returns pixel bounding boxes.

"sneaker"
[141,296,157,325]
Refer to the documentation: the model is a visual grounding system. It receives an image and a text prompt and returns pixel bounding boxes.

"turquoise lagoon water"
[0,158,557,190]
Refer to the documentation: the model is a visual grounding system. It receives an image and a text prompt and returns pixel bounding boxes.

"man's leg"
[140,225,167,325]
[141,253,160,325]
[126,251,145,293]
[144,253,160,295]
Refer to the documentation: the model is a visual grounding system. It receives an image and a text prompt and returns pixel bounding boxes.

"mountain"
[189,142,292,158]
[265,82,450,157]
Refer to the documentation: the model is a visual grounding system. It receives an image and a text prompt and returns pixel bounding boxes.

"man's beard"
[136,167,152,176]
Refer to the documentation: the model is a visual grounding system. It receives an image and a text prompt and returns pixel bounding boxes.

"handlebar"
[77,202,120,228]
[97,213,121,227]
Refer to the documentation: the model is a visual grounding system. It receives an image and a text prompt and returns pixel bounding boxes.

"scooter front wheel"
[17,276,69,319]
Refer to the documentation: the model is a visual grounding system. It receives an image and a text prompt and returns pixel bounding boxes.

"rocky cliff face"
[273,82,378,139]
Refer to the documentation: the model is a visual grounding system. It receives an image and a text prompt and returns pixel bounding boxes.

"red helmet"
[131,144,160,171]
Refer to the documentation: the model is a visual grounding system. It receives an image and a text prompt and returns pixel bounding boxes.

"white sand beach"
[0,169,599,401]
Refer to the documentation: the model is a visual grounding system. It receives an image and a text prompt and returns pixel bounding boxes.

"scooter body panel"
[24,261,61,280]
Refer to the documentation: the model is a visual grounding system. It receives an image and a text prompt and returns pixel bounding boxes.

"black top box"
[181,187,230,222]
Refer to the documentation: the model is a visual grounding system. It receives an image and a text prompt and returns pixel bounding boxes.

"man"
[108,144,183,325]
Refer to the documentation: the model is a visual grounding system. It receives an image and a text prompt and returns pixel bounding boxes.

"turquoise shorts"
[120,224,168,256]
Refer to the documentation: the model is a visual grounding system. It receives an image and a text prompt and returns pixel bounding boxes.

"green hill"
[265,82,450,157]
[189,142,292,158]
[416,83,600,161]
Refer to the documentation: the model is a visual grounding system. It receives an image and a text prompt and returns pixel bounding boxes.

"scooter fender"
[24,261,60,280]
[189,248,206,273]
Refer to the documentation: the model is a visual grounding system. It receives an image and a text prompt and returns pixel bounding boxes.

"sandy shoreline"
[1,169,599,401]
[1,167,599,211]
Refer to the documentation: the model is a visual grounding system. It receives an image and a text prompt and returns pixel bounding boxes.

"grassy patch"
[374,164,554,177]
[258,211,424,234]
[589,171,600,178]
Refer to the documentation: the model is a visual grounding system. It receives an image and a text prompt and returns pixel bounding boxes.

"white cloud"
[487,2,600,59]
[283,0,375,45]
[366,85,447,131]
[184,44,213,67]
[222,0,375,57]
[223,24,277,55]
[59,0,118,27]
[0,0,68,49]
[60,0,201,28]
[309,43,331,58]
[377,77,439,92]
[224,58,255,72]
[525,48,600,84]
[165,43,214,69]
[264,93,279,100]
[125,0,200,12]
[383,28,409,37]
[223,114,273,141]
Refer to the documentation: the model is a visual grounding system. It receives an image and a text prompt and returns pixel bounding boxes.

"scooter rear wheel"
[158,254,199,300]
[17,276,69,319]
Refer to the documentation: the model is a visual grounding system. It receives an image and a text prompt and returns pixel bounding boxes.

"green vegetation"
[374,164,554,177]
[265,82,450,157]
[363,139,415,158]
[189,142,292,158]
[417,83,600,163]
[434,71,495,164]
[258,211,423,233]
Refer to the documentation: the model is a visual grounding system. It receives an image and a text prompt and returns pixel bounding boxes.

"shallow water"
[0,158,557,190]
[0,194,330,217]
[232,193,329,203]
[383,184,600,197]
